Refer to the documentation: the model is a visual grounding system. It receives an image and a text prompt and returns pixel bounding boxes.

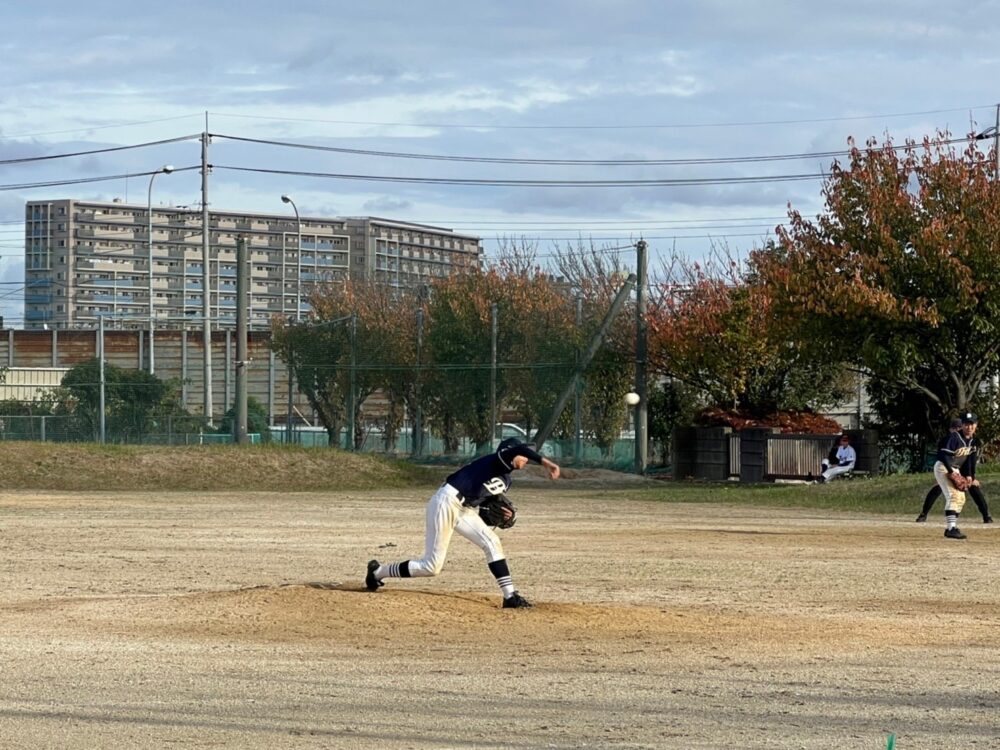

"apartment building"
[23,199,483,330]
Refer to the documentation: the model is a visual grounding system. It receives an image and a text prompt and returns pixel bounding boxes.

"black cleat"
[915,514,927,523]
[944,527,967,540]
[984,516,994,524]
[502,591,532,609]
[365,559,383,591]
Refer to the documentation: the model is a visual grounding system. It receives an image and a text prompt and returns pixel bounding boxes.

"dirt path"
[0,488,997,748]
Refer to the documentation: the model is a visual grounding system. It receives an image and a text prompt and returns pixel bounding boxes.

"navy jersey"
[938,432,979,477]
[445,443,545,507]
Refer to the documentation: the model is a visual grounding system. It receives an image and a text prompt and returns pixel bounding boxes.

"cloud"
[1,0,998,315]
[362,196,412,213]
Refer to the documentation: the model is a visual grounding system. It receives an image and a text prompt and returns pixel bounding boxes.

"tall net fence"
[0,360,655,470]
[0,414,218,445]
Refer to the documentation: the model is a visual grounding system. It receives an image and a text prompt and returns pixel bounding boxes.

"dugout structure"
[672,427,879,483]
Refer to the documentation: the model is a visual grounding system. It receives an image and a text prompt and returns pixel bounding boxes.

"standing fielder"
[365,437,561,608]
[934,412,980,540]
[916,418,992,523]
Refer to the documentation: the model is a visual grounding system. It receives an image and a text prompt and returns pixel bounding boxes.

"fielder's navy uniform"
[934,413,980,538]
[917,420,991,523]
[365,438,557,608]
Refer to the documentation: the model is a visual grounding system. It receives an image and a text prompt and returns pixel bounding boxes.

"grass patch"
[0,442,439,492]
[585,471,999,517]
[4,440,994,519]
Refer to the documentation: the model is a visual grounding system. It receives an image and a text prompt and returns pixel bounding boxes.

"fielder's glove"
[950,474,971,491]
[479,494,517,529]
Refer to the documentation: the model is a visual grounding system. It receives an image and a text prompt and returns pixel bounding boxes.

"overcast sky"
[2,0,999,326]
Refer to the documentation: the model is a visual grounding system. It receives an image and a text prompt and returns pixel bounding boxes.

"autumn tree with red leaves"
[752,133,1000,441]
[647,250,851,420]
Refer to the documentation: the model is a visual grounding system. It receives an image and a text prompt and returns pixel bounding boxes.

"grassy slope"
[0,442,439,492]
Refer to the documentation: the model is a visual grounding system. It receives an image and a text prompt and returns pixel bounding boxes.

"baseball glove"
[479,494,517,529]
[950,474,972,491]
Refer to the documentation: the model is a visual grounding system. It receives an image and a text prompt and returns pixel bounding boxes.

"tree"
[334,281,423,452]
[275,279,425,450]
[424,269,508,451]
[218,396,271,440]
[271,317,351,447]
[648,248,850,420]
[647,379,700,466]
[55,359,176,441]
[752,133,1000,443]
[494,262,579,437]
[551,241,637,452]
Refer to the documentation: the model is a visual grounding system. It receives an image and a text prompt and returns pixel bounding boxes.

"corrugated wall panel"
[0,329,303,421]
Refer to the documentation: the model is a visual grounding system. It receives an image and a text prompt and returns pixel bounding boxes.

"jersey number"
[483,478,507,495]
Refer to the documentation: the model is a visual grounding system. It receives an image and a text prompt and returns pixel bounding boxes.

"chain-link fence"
[272,421,643,469]
[0,356,658,469]
[0,414,221,445]
[0,411,644,467]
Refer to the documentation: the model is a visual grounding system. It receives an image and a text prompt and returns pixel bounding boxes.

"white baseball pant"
[406,483,505,577]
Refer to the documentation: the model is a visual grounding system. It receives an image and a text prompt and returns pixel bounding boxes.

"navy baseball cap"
[961,412,978,424]
[497,437,525,452]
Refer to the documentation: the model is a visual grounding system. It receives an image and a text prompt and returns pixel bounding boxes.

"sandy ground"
[0,486,998,749]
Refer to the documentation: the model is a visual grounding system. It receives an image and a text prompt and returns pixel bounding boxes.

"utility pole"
[994,103,999,178]
[413,308,424,457]
[348,312,357,451]
[235,237,249,444]
[201,123,214,426]
[285,343,295,445]
[635,239,648,474]
[98,315,106,444]
[574,294,583,463]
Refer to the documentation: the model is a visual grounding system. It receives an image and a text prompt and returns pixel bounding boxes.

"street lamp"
[147,164,174,374]
[281,195,302,319]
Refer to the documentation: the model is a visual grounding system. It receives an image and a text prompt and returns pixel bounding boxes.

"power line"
[0,135,202,166]
[211,132,971,167]
[214,164,825,187]
[0,165,199,192]
[482,231,774,242]
[431,215,788,225]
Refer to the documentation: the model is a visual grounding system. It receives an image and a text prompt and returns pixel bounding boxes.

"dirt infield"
[1,487,998,749]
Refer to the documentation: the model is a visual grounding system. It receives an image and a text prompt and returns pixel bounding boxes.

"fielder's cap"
[950,418,964,430]
[962,412,978,424]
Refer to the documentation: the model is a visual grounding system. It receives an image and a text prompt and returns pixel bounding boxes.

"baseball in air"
[624,392,640,406]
